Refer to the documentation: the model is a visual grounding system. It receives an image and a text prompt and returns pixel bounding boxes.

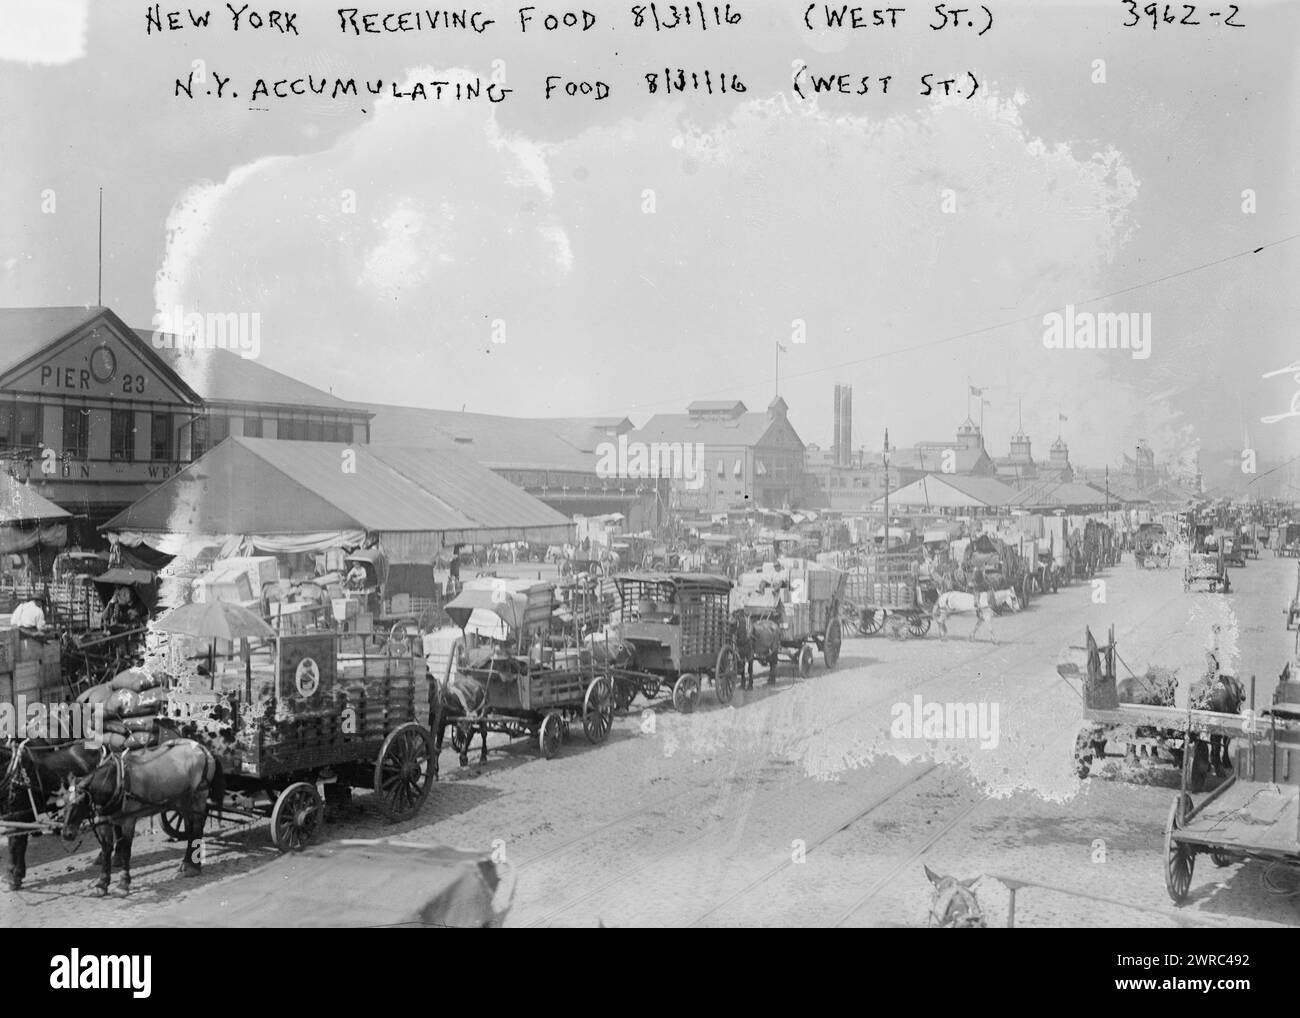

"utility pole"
[883,427,892,550]
[97,187,103,305]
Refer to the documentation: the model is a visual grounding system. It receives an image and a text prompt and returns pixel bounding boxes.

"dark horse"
[0,738,107,891]
[729,609,781,690]
[431,643,490,768]
[61,739,222,896]
[1189,671,1247,775]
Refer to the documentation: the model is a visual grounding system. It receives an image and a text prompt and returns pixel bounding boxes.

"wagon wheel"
[538,712,563,758]
[374,723,436,821]
[158,809,187,841]
[270,782,324,852]
[796,644,814,678]
[860,609,884,636]
[1164,793,1195,904]
[450,724,469,755]
[907,615,931,638]
[639,676,663,700]
[672,673,701,714]
[823,618,842,668]
[582,676,614,743]
[714,646,738,704]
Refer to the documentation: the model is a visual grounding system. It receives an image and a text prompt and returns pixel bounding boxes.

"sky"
[2,0,1298,474]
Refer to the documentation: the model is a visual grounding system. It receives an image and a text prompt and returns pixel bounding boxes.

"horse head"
[60,771,100,841]
[924,865,986,928]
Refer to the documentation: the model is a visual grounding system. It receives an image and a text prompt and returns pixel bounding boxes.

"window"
[16,404,39,450]
[307,418,324,443]
[110,409,134,462]
[63,405,88,459]
[151,412,172,461]
[210,415,229,445]
[191,416,210,459]
[244,416,263,438]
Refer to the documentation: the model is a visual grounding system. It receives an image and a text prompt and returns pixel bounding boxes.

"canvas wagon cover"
[138,840,509,928]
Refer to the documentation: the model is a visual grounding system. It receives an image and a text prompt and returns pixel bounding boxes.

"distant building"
[892,417,998,478]
[634,397,805,512]
[0,305,372,541]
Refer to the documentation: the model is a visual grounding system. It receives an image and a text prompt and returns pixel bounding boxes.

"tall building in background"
[833,383,852,466]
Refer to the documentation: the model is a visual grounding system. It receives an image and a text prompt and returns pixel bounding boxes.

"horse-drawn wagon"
[733,564,845,680]
[1184,545,1230,594]
[1162,654,1300,904]
[604,572,738,712]
[156,623,435,852]
[1273,523,1300,558]
[1062,625,1245,793]
[843,551,934,639]
[1132,523,1172,569]
[437,579,614,761]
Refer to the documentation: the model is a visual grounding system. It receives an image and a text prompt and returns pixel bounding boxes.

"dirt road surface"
[5,552,1298,928]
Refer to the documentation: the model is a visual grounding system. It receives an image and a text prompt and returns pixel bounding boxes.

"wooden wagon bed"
[1174,779,1300,860]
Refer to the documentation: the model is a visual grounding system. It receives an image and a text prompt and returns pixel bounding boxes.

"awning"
[0,473,72,525]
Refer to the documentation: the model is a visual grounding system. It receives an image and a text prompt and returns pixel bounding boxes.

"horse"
[931,589,1018,642]
[923,865,986,928]
[431,645,491,767]
[728,609,781,690]
[0,738,108,891]
[61,738,222,896]
[1188,671,1246,775]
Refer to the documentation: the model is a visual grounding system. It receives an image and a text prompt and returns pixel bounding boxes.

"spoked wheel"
[796,644,814,678]
[388,620,410,646]
[538,712,563,758]
[1073,726,1095,779]
[374,722,436,821]
[1164,793,1195,904]
[582,676,614,743]
[450,725,469,755]
[907,615,931,638]
[823,618,842,668]
[672,673,701,714]
[714,646,738,704]
[270,781,324,852]
[640,676,663,700]
[860,609,884,636]
[159,809,187,841]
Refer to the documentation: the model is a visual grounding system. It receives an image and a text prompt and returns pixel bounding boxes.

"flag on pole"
[969,385,983,396]
[777,343,788,353]
[1059,413,1068,422]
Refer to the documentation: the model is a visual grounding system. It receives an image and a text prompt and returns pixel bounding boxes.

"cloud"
[150,77,1143,451]
[0,0,87,66]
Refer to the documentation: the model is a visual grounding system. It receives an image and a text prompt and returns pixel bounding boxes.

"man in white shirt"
[11,597,47,631]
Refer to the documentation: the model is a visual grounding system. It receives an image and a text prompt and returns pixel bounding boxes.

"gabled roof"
[0,473,73,524]
[687,400,747,415]
[0,306,105,374]
[360,403,608,472]
[104,437,573,553]
[635,404,799,450]
[140,331,362,412]
[872,473,1020,509]
[0,306,202,404]
[1007,481,1113,509]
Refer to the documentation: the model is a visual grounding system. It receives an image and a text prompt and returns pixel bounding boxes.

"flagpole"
[97,187,103,306]
[774,341,779,398]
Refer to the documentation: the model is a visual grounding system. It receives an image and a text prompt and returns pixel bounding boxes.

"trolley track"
[674,589,1188,928]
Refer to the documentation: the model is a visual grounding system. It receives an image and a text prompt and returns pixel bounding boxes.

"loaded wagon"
[157,625,435,851]
[1274,523,1300,558]
[842,552,932,638]
[1132,523,1172,569]
[607,572,738,712]
[1061,625,1238,791]
[1184,547,1230,593]
[735,564,845,675]
[439,579,614,759]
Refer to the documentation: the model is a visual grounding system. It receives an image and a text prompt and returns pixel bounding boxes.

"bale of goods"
[109,667,161,693]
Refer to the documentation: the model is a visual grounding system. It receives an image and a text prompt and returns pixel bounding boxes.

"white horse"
[932,589,1019,642]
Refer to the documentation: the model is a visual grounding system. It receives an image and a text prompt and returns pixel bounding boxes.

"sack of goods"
[108,666,161,693]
